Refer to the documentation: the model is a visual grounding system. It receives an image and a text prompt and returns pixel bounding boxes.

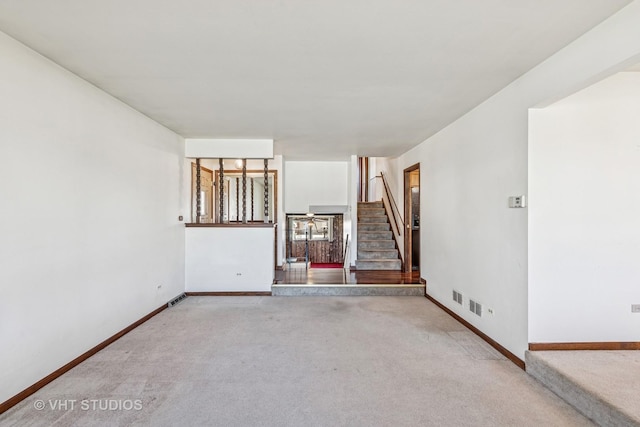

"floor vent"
[168,293,187,307]
[452,290,463,305]
[469,299,482,316]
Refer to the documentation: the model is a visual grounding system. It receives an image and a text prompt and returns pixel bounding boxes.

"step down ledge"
[525,351,640,427]
[272,284,424,296]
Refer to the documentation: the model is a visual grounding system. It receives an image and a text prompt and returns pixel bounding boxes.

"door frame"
[191,163,214,223]
[403,163,420,273]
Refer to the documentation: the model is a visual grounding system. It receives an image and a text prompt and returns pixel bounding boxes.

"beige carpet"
[1,296,592,426]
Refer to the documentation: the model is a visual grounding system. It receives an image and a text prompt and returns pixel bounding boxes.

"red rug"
[310,263,344,269]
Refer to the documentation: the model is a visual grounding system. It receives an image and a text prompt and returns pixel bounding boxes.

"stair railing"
[379,172,404,238]
[343,234,350,269]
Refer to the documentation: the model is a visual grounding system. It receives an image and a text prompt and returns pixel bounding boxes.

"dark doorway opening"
[404,164,420,272]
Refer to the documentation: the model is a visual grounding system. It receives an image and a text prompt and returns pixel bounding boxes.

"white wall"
[0,32,185,403]
[529,72,640,343]
[284,161,349,213]
[273,155,286,266]
[185,227,274,292]
[369,157,385,202]
[349,156,359,267]
[284,160,350,266]
[392,1,640,359]
[184,138,273,159]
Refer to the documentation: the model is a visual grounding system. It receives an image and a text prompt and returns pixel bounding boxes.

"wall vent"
[452,290,463,305]
[168,293,187,307]
[469,299,482,316]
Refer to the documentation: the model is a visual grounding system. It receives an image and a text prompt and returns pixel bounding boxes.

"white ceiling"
[0,0,632,160]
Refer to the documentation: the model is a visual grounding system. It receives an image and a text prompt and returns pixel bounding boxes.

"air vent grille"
[469,299,482,316]
[452,290,463,305]
[168,293,187,307]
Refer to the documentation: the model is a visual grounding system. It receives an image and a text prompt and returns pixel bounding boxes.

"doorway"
[404,164,420,272]
[285,214,344,266]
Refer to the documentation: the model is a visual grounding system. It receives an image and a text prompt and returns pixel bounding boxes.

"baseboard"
[185,291,272,296]
[425,293,525,370]
[0,304,167,415]
[529,342,640,351]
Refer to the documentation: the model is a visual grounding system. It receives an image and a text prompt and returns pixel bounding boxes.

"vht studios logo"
[34,399,143,411]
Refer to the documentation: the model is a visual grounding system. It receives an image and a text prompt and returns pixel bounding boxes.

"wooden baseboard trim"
[425,293,525,370]
[529,342,640,351]
[0,304,167,415]
[185,291,272,296]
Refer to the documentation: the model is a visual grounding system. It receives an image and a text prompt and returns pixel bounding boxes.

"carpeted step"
[358,223,391,231]
[525,351,640,427]
[355,259,402,270]
[359,216,389,223]
[358,240,396,250]
[359,231,393,240]
[357,201,384,208]
[356,200,401,271]
[358,249,399,259]
[272,284,423,296]
[358,208,386,217]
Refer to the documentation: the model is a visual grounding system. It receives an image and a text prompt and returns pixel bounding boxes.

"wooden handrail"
[379,172,404,236]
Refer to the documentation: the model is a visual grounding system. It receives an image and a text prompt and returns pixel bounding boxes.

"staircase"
[355,201,402,270]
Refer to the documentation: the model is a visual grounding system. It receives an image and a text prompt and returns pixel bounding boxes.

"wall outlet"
[632,304,640,313]
[509,195,526,208]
